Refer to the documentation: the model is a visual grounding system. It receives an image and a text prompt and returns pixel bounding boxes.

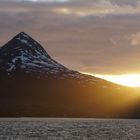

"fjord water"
[0,118,140,139]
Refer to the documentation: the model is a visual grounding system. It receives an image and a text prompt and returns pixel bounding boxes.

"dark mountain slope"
[0,32,139,118]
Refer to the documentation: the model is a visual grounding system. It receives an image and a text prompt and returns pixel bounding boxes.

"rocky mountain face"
[0,32,139,118]
[0,32,68,74]
[0,32,104,81]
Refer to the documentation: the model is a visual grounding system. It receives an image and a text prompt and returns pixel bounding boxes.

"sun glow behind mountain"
[82,72,140,88]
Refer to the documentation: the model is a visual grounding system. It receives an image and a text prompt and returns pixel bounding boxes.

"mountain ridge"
[0,32,110,84]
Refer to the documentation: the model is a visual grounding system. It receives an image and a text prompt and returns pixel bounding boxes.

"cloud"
[111,0,139,6]
[52,3,140,17]
[0,0,72,1]
[131,32,140,46]
[0,1,140,75]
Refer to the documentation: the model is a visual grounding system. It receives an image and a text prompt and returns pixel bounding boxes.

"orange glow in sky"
[82,72,140,88]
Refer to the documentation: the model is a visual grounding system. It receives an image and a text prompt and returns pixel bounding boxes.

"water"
[0,118,139,140]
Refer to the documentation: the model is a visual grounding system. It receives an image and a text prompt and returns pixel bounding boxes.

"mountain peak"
[13,32,38,46]
[0,32,66,73]
[19,32,28,35]
[15,32,31,40]
[1,32,48,55]
[17,31,28,36]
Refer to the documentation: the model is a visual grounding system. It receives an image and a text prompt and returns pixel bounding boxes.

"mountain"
[0,32,66,74]
[0,32,102,81]
[0,32,139,118]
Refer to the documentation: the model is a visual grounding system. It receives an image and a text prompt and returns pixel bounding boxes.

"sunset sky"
[1,0,140,87]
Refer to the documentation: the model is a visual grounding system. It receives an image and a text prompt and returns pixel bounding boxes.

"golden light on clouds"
[54,8,71,14]
[53,5,140,17]
[131,32,140,46]
[83,72,140,87]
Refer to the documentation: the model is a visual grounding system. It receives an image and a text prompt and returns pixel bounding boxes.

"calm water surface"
[0,118,139,140]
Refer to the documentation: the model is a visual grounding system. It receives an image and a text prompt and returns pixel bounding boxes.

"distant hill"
[0,32,139,118]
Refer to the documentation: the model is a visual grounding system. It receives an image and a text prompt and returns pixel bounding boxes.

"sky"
[1,0,140,86]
